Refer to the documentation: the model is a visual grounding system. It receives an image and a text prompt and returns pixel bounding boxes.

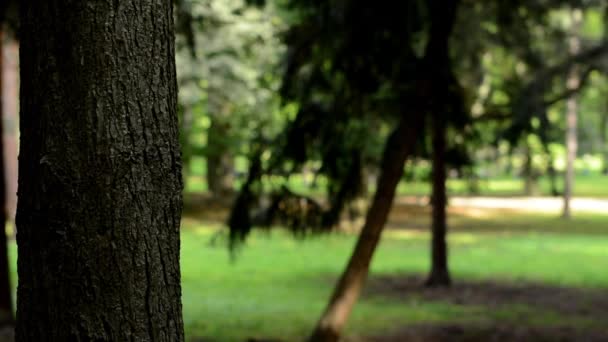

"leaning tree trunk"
[0,29,12,326]
[309,117,423,342]
[425,111,451,287]
[563,10,581,219]
[16,2,184,341]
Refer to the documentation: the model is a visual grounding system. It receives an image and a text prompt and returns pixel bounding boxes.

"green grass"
[177,211,608,341]
[396,173,608,197]
[185,169,608,198]
[8,210,608,341]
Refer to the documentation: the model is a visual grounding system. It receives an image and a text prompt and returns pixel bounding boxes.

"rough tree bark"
[425,111,451,287]
[16,1,184,341]
[0,28,12,326]
[563,10,581,219]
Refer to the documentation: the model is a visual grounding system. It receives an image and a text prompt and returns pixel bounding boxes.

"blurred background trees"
[0,0,607,340]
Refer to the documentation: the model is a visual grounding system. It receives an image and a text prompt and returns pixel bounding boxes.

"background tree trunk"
[422,0,459,288]
[601,108,608,175]
[0,28,13,327]
[563,10,581,219]
[309,117,423,342]
[425,111,451,287]
[206,115,235,199]
[16,2,184,341]
[523,143,538,196]
[1,32,17,222]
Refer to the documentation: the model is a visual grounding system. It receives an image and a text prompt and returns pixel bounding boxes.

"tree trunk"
[206,115,235,199]
[547,155,559,196]
[523,144,537,196]
[422,0,459,288]
[0,28,12,326]
[1,32,17,222]
[17,2,184,341]
[309,117,423,342]
[563,10,581,219]
[601,108,608,175]
[425,111,451,287]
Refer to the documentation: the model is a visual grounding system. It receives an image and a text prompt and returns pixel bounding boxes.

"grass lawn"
[178,205,608,341]
[185,171,608,199]
[396,173,608,197]
[8,205,608,341]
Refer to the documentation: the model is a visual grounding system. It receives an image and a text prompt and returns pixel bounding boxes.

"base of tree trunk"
[308,325,340,342]
[425,269,452,287]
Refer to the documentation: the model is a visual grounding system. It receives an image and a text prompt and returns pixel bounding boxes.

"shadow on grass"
[361,274,608,341]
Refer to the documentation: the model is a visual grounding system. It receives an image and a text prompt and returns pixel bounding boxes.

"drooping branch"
[543,66,593,107]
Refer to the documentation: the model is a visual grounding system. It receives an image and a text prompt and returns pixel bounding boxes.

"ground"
[7,194,608,341]
[176,195,608,341]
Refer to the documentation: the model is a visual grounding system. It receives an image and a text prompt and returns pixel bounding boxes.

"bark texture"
[17,1,184,341]
[309,117,423,342]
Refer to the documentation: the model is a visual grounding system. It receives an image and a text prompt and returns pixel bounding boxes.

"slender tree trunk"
[542,142,559,196]
[1,32,17,222]
[601,109,608,175]
[207,115,235,199]
[425,111,451,287]
[523,144,537,196]
[0,29,13,326]
[547,155,559,196]
[600,6,608,175]
[563,10,581,219]
[17,2,184,341]
[309,117,423,342]
[422,0,459,288]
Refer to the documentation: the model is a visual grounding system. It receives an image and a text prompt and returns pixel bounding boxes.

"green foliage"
[176,0,287,168]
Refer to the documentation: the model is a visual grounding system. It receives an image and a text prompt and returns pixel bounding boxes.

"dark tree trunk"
[422,0,459,288]
[0,29,13,326]
[309,117,423,342]
[523,144,537,196]
[17,2,184,341]
[544,144,560,197]
[425,112,451,287]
